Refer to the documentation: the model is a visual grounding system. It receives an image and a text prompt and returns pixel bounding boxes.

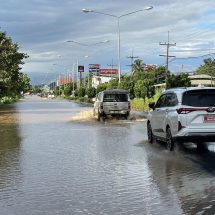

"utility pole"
[127,50,138,75]
[159,31,176,87]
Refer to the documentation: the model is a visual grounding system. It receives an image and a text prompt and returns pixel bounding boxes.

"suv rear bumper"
[101,110,130,116]
[174,129,215,142]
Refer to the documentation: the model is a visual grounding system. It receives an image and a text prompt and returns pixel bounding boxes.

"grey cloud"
[1,0,215,83]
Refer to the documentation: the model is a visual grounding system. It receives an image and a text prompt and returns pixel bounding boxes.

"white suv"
[147,87,215,151]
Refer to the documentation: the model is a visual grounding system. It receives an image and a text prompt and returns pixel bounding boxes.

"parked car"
[48,94,55,99]
[147,87,215,151]
[93,89,130,121]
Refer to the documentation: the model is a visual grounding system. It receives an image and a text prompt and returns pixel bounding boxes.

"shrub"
[131,91,162,111]
[0,96,17,104]
[86,87,96,98]
[76,87,85,97]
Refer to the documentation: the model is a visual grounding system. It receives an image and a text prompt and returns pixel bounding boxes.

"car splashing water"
[70,110,94,121]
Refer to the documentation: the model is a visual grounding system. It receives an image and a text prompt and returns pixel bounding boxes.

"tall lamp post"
[82,6,153,83]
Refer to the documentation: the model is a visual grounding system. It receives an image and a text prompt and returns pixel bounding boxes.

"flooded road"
[0,96,215,215]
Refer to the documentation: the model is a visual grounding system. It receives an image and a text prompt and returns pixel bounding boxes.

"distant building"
[92,75,114,88]
[188,74,215,87]
[143,64,157,72]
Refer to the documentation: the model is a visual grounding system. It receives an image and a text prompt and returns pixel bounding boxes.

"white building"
[92,75,114,88]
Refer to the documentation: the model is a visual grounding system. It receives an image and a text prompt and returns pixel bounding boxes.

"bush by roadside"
[0,96,20,105]
[131,92,161,112]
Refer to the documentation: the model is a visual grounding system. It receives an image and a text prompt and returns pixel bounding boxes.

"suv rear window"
[103,94,128,102]
[182,89,215,107]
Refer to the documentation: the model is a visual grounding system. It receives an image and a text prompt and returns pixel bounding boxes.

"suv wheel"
[97,110,101,121]
[147,122,154,143]
[97,111,105,122]
[124,113,129,120]
[166,127,174,151]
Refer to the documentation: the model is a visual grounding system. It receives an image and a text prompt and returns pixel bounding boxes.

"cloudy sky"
[1,0,215,84]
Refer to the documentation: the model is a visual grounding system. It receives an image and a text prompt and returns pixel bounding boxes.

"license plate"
[110,111,118,114]
[204,115,215,123]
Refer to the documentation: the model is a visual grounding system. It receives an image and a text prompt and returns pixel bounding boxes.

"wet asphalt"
[0,95,215,215]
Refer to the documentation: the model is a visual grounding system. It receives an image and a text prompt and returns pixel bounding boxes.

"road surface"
[0,96,215,215]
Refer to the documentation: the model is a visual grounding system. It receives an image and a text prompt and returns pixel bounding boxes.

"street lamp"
[82,6,153,83]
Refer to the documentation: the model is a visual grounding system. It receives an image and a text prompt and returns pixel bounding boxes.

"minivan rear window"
[103,94,128,102]
[182,89,215,107]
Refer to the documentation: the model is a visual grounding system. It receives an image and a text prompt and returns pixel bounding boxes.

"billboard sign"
[99,69,118,75]
[78,65,84,73]
[89,64,100,72]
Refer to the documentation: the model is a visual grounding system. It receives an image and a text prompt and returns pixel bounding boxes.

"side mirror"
[149,102,155,109]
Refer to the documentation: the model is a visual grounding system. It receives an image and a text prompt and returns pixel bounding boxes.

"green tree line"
[49,55,215,105]
[66,58,191,101]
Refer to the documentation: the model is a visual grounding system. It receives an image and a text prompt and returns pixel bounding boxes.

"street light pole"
[117,18,121,83]
[82,6,153,83]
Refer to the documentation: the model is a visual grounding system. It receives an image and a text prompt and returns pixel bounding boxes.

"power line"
[127,50,138,74]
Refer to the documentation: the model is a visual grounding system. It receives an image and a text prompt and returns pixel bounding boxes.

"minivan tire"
[147,122,154,143]
[166,127,174,151]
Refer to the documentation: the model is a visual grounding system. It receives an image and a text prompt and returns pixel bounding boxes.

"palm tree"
[132,59,144,80]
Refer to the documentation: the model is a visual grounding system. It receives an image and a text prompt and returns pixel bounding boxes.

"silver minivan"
[93,89,130,121]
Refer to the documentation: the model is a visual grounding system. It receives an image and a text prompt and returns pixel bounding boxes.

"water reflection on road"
[0,96,215,215]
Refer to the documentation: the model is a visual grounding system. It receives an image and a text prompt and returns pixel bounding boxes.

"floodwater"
[0,96,215,215]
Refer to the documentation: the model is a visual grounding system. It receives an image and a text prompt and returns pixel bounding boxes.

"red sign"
[100,69,118,75]
[78,65,84,72]
[89,64,100,72]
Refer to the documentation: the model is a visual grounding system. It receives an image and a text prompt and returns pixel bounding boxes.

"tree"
[17,73,31,93]
[76,87,85,97]
[64,83,72,96]
[86,87,96,98]
[118,75,135,99]
[134,80,146,98]
[166,73,191,89]
[96,83,108,94]
[147,66,166,85]
[196,58,215,76]
[134,79,155,99]
[132,59,144,81]
[0,31,28,97]
[106,78,119,89]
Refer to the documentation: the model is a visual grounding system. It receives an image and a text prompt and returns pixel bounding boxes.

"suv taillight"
[176,107,207,114]
[100,102,103,109]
